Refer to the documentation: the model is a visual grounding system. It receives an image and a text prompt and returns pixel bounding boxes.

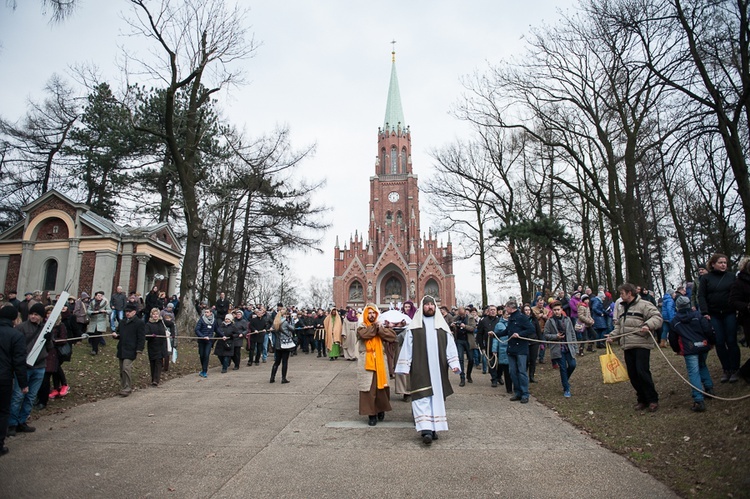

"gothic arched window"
[401,148,407,172]
[396,211,403,225]
[425,278,439,298]
[385,211,393,225]
[348,281,364,301]
[381,148,387,174]
[390,146,398,174]
[385,276,402,297]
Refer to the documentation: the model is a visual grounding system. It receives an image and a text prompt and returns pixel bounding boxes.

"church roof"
[383,52,406,131]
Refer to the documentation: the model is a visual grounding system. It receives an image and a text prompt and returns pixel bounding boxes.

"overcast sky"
[0,0,575,303]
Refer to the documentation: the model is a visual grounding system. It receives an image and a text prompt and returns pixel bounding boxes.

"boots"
[659,339,667,348]
[270,365,278,383]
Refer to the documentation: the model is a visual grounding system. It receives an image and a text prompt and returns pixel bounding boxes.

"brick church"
[332,52,455,308]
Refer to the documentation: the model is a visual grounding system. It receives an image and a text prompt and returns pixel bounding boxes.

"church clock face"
[388,191,400,203]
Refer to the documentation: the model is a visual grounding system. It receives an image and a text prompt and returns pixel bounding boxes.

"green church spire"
[383,48,405,132]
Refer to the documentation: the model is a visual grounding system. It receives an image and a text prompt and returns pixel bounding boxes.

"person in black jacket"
[214,293,230,320]
[505,300,536,403]
[729,256,750,383]
[231,309,247,370]
[476,306,501,385]
[113,303,146,396]
[0,305,28,456]
[698,253,739,383]
[215,314,237,373]
[144,308,167,386]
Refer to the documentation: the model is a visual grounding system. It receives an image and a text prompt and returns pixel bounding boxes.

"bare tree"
[124,0,255,329]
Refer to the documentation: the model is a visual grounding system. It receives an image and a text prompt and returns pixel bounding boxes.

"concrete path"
[0,353,677,498]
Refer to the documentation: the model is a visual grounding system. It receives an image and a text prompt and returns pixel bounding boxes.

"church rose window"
[390,146,398,174]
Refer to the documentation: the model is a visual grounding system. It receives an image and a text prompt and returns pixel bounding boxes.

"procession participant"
[112,303,146,396]
[341,307,359,360]
[542,301,577,398]
[270,308,295,384]
[324,307,343,361]
[87,291,109,356]
[231,309,247,369]
[194,308,216,378]
[395,295,460,445]
[356,304,397,426]
[248,306,268,366]
[0,305,28,453]
[215,314,237,373]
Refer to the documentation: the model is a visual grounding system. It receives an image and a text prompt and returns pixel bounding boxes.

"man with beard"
[356,304,396,426]
[395,296,460,445]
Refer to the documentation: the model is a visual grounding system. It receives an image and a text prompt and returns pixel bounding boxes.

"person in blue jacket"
[660,289,676,347]
[504,300,536,403]
[194,308,216,378]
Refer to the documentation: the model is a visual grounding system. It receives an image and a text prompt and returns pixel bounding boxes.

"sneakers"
[59,385,70,397]
[728,371,739,383]
[720,370,730,383]
[48,389,59,400]
[563,390,571,398]
[16,423,35,433]
[691,401,706,412]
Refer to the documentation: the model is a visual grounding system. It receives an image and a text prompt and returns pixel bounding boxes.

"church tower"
[332,50,455,308]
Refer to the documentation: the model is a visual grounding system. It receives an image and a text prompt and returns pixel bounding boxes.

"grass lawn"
[532,343,750,498]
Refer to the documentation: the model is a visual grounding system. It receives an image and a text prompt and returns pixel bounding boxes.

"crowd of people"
[1,252,749,454]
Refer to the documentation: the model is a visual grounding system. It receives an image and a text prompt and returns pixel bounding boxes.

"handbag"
[279,335,296,350]
[57,342,72,362]
[599,343,629,384]
[574,322,585,333]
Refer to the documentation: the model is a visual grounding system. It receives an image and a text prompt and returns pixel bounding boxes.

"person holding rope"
[729,256,750,383]
[491,308,513,395]
[0,305,28,454]
[247,306,269,366]
[543,301,577,398]
[194,308,216,378]
[607,283,663,412]
[144,308,168,386]
[668,295,715,412]
[505,300,536,403]
[477,305,500,384]
[112,303,145,397]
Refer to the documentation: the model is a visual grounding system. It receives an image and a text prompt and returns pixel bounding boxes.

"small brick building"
[0,190,182,301]
[332,53,455,308]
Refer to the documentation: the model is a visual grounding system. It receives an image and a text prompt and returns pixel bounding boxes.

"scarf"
[402,300,416,319]
[362,304,388,389]
[345,309,358,322]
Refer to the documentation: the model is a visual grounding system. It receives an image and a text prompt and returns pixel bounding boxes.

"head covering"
[666,289,675,296]
[225,313,234,321]
[345,308,358,322]
[402,300,416,319]
[675,295,691,310]
[410,295,450,332]
[29,303,47,317]
[24,292,33,297]
[125,303,138,312]
[0,304,18,320]
[362,303,379,327]
[80,292,89,300]
[580,294,589,301]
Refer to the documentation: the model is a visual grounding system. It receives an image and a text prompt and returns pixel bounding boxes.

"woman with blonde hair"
[270,307,295,383]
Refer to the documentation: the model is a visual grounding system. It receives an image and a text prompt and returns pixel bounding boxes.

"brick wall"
[33,217,70,241]
[78,251,96,294]
[28,196,76,221]
[81,224,98,237]
[4,255,21,294]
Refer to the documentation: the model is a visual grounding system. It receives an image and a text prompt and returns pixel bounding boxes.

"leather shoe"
[467,376,473,383]
[634,402,647,411]
[459,379,465,387]
[377,412,385,421]
[648,402,659,413]
[6,426,16,437]
[368,416,377,426]
[16,423,35,433]
[491,380,498,388]
[509,395,521,401]
[0,446,8,456]
[421,431,433,445]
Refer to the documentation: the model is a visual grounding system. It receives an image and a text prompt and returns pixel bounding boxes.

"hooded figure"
[341,308,359,360]
[323,308,343,360]
[356,304,397,426]
[394,295,460,445]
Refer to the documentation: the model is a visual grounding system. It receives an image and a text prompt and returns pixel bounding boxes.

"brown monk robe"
[356,304,397,426]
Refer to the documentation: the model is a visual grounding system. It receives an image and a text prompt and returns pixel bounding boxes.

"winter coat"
[505,310,536,356]
[194,315,216,339]
[490,318,510,364]
[698,270,736,316]
[728,271,750,334]
[233,318,248,348]
[45,322,67,373]
[145,320,168,361]
[355,323,396,392]
[74,298,89,325]
[17,319,51,369]
[661,293,676,323]
[271,320,296,350]
[615,296,663,350]
[115,316,146,360]
[214,321,237,357]
[110,292,127,312]
[576,303,595,327]
[590,296,608,329]
[145,291,161,312]
[87,298,110,332]
[542,315,577,360]
[568,295,581,319]
[668,309,714,356]
[0,317,28,386]
[451,313,477,349]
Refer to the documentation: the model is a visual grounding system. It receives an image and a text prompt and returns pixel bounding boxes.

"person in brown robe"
[356,304,396,426]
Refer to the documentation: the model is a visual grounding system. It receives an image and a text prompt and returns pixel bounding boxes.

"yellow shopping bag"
[599,344,629,384]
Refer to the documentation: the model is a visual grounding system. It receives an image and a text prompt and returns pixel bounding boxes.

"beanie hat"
[581,294,589,301]
[125,303,138,312]
[29,303,47,317]
[0,304,18,321]
[675,295,691,310]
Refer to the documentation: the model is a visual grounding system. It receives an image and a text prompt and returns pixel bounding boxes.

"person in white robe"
[394,295,460,445]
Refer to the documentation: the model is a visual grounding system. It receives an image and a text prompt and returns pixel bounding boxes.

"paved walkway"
[0,353,677,498]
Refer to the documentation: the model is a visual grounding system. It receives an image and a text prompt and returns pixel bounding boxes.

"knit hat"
[675,295,691,310]
[581,294,589,301]
[29,303,47,317]
[125,303,138,312]
[0,304,18,320]
[225,314,234,321]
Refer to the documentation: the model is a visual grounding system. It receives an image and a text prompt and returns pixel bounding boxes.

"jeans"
[538,344,546,361]
[220,356,231,371]
[710,313,740,372]
[624,348,658,404]
[261,333,269,361]
[455,339,473,380]
[9,367,45,426]
[110,309,124,330]
[684,352,713,402]
[198,339,212,373]
[558,350,576,392]
[251,341,264,364]
[508,354,529,398]
[660,324,670,341]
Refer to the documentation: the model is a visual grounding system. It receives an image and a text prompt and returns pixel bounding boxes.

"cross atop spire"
[390,39,397,62]
[383,45,406,132]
